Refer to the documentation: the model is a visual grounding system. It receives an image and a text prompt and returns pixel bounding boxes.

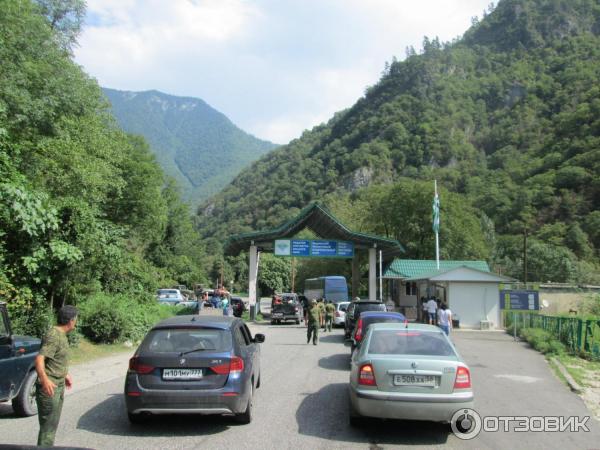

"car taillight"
[294,307,299,312]
[454,366,471,389]
[354,318,363,342]
[211,356,244,375]
[358,363,376,386]
[129,357,154,374]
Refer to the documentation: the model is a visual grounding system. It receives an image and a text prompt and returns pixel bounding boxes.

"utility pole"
[291,257,296,293]
[523,227,528,285]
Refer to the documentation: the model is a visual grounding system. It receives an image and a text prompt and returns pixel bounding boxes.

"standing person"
[35,305,78,447]
[324,300,335,332]
[438,303,453,335]
[306,299,321,345]
[317,299,326,330]
[426,296,438,325]
[221,295,231,316]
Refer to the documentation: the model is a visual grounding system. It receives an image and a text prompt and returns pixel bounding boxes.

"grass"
[69,337,134,365]
[555,353,600,388]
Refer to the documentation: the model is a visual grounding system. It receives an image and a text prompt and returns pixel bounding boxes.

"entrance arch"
[224,203,404,312]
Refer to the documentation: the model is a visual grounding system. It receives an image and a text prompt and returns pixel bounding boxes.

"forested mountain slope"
[199,0,600,283]
[104,88,277,206]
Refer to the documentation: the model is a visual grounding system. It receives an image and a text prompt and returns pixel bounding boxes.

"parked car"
[125,315,265,424]
[270,293,303,325]
[344,300,387,338]
[351,311,407,352]
[0,302,41,416]
[230,297,246,318]
[334,302,350,327]
[156,289,185,305]
[349,323,474,426]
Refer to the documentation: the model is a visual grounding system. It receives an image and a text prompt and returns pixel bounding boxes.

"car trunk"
[272,302,297,316]
[136,352,232,391]
[370,355,460,395]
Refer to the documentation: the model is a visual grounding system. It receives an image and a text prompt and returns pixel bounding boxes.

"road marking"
[494,374,541,383]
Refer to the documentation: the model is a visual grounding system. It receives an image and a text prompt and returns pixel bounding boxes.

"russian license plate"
[272,312,283,317]
[393,374,436,387]
[162,369,203,380]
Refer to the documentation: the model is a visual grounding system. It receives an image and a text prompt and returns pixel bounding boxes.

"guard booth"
[223,203,404,317]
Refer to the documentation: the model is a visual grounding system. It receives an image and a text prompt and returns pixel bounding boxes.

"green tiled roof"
[383,259,490,279]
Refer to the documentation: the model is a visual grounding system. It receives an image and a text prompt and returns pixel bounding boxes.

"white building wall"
[448,282,500,329]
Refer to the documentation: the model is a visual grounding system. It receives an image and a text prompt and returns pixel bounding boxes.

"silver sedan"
[349,323,474,425]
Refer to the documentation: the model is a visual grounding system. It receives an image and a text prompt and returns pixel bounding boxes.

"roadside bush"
[519,328,565,355]
[78,293,174,343]
[2,276,53,337]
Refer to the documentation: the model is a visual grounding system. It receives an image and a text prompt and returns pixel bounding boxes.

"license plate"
[272,313,283,317]
[162,369,203,380]
[393,374,436,387]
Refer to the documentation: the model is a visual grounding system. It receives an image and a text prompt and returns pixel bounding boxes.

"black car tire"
[270,320,275,325]
[295,319,300,324]
[349,398,361,428]
[235,386,253,424]
[12,370,37,417]
[128,412,147,424]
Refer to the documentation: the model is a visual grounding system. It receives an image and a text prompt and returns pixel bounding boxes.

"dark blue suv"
[124,315,264,424]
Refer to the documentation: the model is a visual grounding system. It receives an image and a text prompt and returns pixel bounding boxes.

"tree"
[33,0,86,52]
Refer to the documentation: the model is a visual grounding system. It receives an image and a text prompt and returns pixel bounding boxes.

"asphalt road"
[1,324,599,450]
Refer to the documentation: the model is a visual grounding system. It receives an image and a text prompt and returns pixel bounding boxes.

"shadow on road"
[318,353,350,371]
[77,394,229,437]
[318,333,345,343]
[296,383,449,446]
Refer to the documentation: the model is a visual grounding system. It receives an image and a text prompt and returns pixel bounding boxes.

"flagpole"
[434,180,440,270]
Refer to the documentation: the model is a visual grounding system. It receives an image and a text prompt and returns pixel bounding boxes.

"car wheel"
[12,370,38,417]
[235,385,253,424]
[270,320,275,325]
[128,412,147,424]
[349,398,361,428]
[295,319,300,324]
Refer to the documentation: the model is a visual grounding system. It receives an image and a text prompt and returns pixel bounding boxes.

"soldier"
[35,305,78,447]
[317,298,326,330]
[325,300,335,332]
[306,299,321,345]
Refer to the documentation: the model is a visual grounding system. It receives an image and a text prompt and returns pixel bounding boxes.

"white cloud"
[75,0,491,143]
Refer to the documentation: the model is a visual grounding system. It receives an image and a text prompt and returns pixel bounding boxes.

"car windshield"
[368,330,456,357]
[142,328,232,353]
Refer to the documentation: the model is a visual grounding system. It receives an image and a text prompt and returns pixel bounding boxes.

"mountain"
[197,0,600,283]
[103,88,278,206]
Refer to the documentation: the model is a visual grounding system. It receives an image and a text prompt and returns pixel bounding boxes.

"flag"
[432,191,440,234]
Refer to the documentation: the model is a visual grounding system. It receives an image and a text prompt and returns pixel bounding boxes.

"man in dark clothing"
[306,299,321,345]
[35,305,78,447]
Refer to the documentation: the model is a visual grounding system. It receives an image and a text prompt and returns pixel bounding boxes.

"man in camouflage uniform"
[324,300,335,332]
[35,305,78,447]
[306,299,321,345]
[317,298,326,330]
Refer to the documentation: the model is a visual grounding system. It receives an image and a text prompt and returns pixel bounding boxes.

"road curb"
[550,357,583,394]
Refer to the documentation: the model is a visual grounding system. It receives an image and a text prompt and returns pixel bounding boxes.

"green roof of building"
[383,259,490,279]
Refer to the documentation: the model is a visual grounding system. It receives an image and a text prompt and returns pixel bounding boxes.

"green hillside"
[103,88,277,206]
[198,0,600,283]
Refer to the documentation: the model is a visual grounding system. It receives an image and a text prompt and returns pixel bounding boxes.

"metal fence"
[504,311,600,359]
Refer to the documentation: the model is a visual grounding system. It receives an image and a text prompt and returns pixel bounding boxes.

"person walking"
[324,300,335,332]
[306,299,321,345]
[317,298,326,330]
[438,303,453,335]
[426,296,438,325]
[35,305,78,447]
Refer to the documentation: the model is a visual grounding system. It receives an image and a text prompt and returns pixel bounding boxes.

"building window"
[405,282,417,296]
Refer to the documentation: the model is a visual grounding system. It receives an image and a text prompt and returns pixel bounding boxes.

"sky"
[75,0,492,145]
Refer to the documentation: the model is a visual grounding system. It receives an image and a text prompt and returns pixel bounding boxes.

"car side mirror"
[254,334,265,343]
[0,334,12,346]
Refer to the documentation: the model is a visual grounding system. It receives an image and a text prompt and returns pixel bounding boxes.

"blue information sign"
[337,242,354,257]
[500,290,539,311]
[311,240,338,256]
[291,240,310,256]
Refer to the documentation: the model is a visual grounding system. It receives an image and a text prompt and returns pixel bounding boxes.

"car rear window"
[368,330,455,357]
[158,290,179,296]
[142,328,232,353]
[338,304,349,312]
[363,317,403,330]
[357,303,386,314]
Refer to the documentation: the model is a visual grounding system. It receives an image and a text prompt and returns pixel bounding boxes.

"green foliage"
[258,254,292,295]
[78,293,174,343]
[520,327,566,355]
[197,0,600,283]
[103,88,277,207]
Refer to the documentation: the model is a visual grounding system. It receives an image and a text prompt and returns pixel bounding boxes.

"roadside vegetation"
[0,1,207,340]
